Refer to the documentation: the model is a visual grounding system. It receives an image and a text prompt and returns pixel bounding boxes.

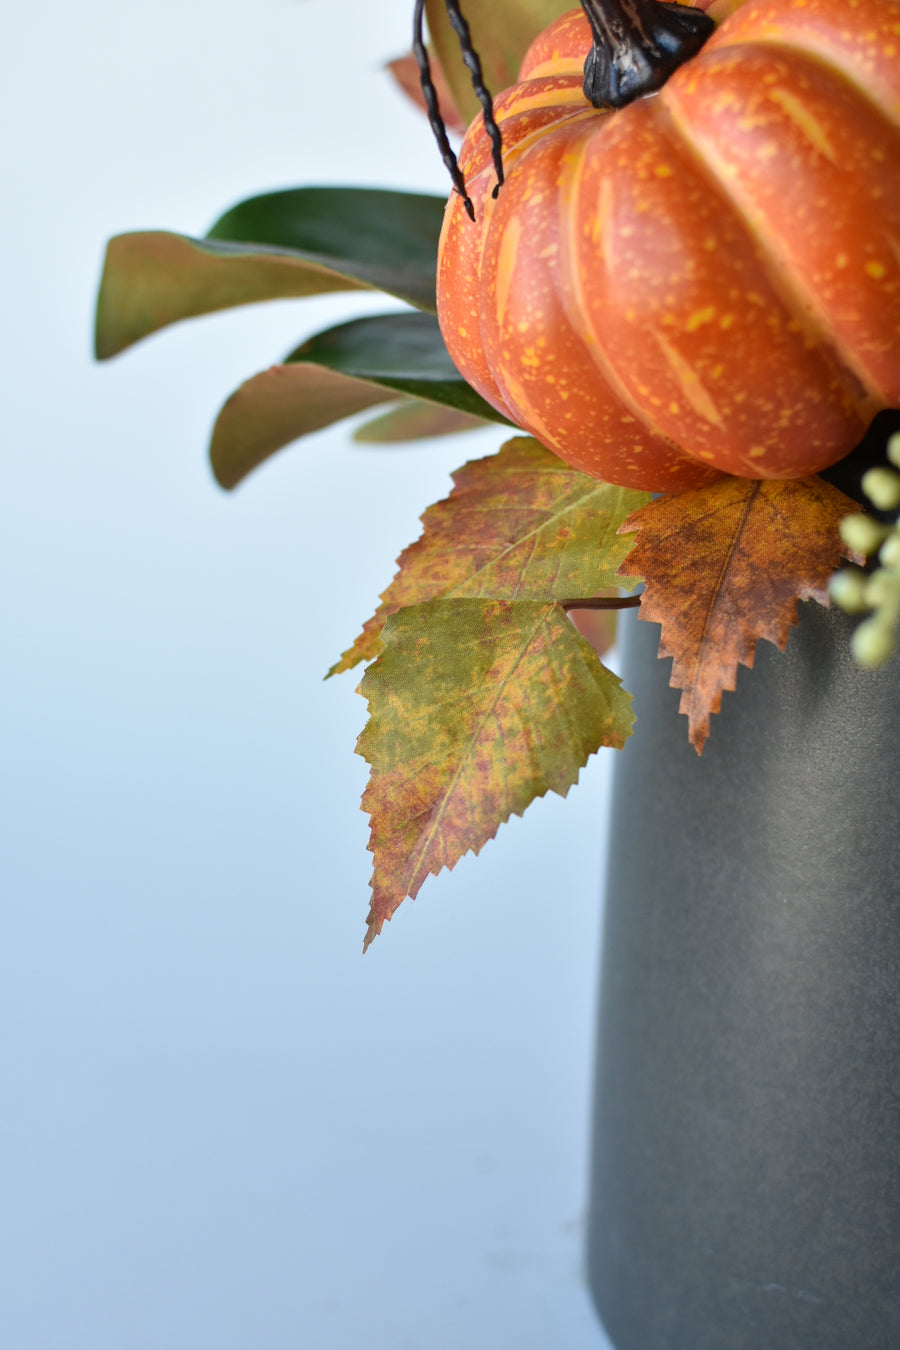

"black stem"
[413,0,475,220]
[579,0,714,109]
[561,595,643,611]
[442,0,505,197]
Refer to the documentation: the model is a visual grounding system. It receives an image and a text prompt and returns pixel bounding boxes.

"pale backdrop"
[2,1,618,1345]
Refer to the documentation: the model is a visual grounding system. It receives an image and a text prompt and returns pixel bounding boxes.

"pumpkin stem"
[579,0,714,108]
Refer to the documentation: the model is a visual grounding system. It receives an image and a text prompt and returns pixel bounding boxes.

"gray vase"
[586,600,900,1350]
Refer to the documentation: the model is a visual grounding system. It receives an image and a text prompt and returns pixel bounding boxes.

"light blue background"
[3,2,617,1344]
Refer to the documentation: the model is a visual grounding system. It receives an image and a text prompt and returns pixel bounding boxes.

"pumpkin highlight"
[437,0,900,490]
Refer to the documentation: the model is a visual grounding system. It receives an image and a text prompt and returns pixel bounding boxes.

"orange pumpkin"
[437,0,900,490]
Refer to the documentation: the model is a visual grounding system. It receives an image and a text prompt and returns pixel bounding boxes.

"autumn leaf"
[330,436,648,674]
[618,474,860,754]
[357,598,634,950]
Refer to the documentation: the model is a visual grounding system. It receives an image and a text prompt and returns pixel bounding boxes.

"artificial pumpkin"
[436,0,900,490]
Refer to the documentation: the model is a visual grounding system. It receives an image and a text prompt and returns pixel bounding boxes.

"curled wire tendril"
[413,0,505,220]
[412,0,475,219]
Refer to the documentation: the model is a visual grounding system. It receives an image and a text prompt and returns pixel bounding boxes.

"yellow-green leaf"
[357,597,634,949]
[330,436,648,674]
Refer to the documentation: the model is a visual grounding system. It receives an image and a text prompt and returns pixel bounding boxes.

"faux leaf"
[353,401,487,444]
[424,0,574,125]
[619,475,859,754]
[209,365,392,490]
[209,311,511,489]
[331,435,648,674]
[95,188,446,359]
[387,51,466,134]
[357,597,634,949]
[285,310,494,398]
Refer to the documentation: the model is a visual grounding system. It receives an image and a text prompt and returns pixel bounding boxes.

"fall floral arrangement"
[95,0,900,948]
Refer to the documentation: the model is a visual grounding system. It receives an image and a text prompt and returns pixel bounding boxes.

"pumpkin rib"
[653,105,875,425]
[476,121,713,490]
[442,74,715,491]
[733,37,900,132]
[659,56,895,418]
[556,92,866,478]
[438,83,598,426]
[704,0,900,131]
[555,125,690,451]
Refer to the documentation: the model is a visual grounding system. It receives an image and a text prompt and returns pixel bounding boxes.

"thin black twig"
[413,0,475,219]
[442,0,505,197]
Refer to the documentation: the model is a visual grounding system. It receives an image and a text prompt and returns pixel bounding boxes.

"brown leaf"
[329,436,648,675]
[387,52,466,136]
[618,475,859,753]
[210,363,394,489]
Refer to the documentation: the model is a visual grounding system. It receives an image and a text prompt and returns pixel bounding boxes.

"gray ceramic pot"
[586,600,900,1350]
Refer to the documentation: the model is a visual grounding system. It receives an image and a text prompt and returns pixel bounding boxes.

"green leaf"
[209,311,512,489]
[285,311,510,417]
[205,187,446,284]
[424,0,574,124]
[330,435,648,674]
[353,402,487,444]
[95,187,447,359]
[357,597,635,950]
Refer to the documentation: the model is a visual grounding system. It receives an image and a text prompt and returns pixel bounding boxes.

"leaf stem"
[561,595,643,611]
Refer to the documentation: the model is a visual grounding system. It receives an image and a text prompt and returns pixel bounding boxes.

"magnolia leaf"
[210,366,392,489]
[618,475,860,754]
[95,188,446,359]
[424,0,574,125]
[387,51,466,134]
[331,435,648,675]
[209,311,511,489]
[357,597,634,949]
[353,402,487,444]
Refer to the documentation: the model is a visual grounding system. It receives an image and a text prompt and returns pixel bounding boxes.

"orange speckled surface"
[437,0,900,488]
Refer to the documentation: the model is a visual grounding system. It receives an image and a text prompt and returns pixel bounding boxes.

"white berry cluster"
[830,431,900,668]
